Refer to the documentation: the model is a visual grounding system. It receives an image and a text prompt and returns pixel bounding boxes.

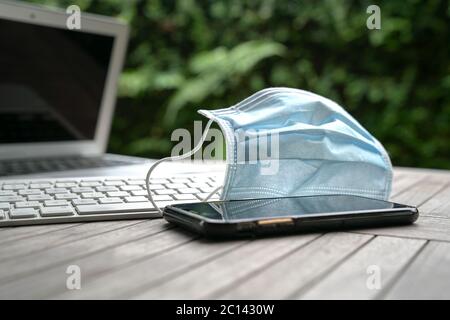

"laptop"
[0,0,142,176]
[0,1,222,227]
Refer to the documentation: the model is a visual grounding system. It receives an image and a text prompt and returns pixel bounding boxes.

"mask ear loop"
[146,119,223,214]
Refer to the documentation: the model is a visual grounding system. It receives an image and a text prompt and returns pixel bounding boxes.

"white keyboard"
[0,174,221,227]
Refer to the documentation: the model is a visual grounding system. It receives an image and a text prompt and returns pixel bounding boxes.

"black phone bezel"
[162,195,419,238]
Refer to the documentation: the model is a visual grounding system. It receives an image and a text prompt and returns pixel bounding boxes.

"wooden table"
[0,167,449,299]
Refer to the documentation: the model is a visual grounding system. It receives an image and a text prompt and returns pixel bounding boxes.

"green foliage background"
[31,0,450,169]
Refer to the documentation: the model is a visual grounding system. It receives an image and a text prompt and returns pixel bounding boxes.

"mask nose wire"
[146,119,223,214]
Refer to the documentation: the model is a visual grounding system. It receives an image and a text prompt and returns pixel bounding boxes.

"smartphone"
[163,195,418,238]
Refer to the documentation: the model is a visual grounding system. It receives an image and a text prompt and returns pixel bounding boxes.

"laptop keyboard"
[0,174,221,227]
[0,156,138,176]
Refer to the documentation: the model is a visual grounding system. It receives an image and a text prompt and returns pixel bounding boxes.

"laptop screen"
[0,18,114,144]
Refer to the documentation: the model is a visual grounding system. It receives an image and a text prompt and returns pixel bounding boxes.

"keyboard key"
[0,191,16,196]
[80,181,102,187]
[16,201,41,209]
[96,186,119,192]
[106,191,129,197]
[71,187,94,193]
[131,190,148,196]
[55,182,77,188]
[149,178,169,184]
[40,206,74,217]
[99,197,123,204]
[3,184,26,190]
[0,210,4,220]
[125,196,148,203]
[199,186,216,193]
[0,203,10,211]
[155,200,187,208]
[150,195,173,201]
[103,181,125,186]
[76,202,156,215]
[187,182,211,189]
[148,184,165,190]
[45,188,68,194]
[166,183,187,189]
[196,193,221,200]
[9,208,38,219]
[29,183,53,189]
[178,188,200,194]
[81,192,105,199]
[0,196,25,202]
[55,193,78,200]
[44,200,69,207]
[154,189,177,195]
[173,194,198,201]
[190,176,211,182]
[211,193,221,200]
[72,199,97,206]
[28,194,52,201]
[120,185,142,191]
[126,180,146,185]
[169,178,191,184]
[18,189,42,196]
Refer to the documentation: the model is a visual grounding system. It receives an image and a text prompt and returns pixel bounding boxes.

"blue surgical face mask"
[147,87,392,213]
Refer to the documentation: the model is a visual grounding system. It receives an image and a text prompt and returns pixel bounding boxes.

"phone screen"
[172,195,411,222]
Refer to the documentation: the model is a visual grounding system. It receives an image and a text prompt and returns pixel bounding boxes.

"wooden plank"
[299,236,425,299]
[393,170,405,179]
[0,225,197,299]
[356,172,450,241]
[390,167,450,199]
[204,233,372,300]
[391,171,407,187]
[352,174,450,241]
[0,219,170,284]
[394,167,450,177]
[384,241,450,299]
[0,220,140,261]
[354,216,450,242]
[0,223,80,243]
[419,184,450,218]
[53,237,248,299]
[131,233,323,299]
[390,173,426,197]
[390,175,448,208]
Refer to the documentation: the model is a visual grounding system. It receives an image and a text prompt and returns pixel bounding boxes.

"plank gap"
[287,235,376,299]
[209,233,325,299]
[0,220,171,285]
[375,239,429,299]
[126,240,251,299]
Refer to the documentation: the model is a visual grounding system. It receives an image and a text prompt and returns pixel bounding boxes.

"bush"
[32,0,450,169]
